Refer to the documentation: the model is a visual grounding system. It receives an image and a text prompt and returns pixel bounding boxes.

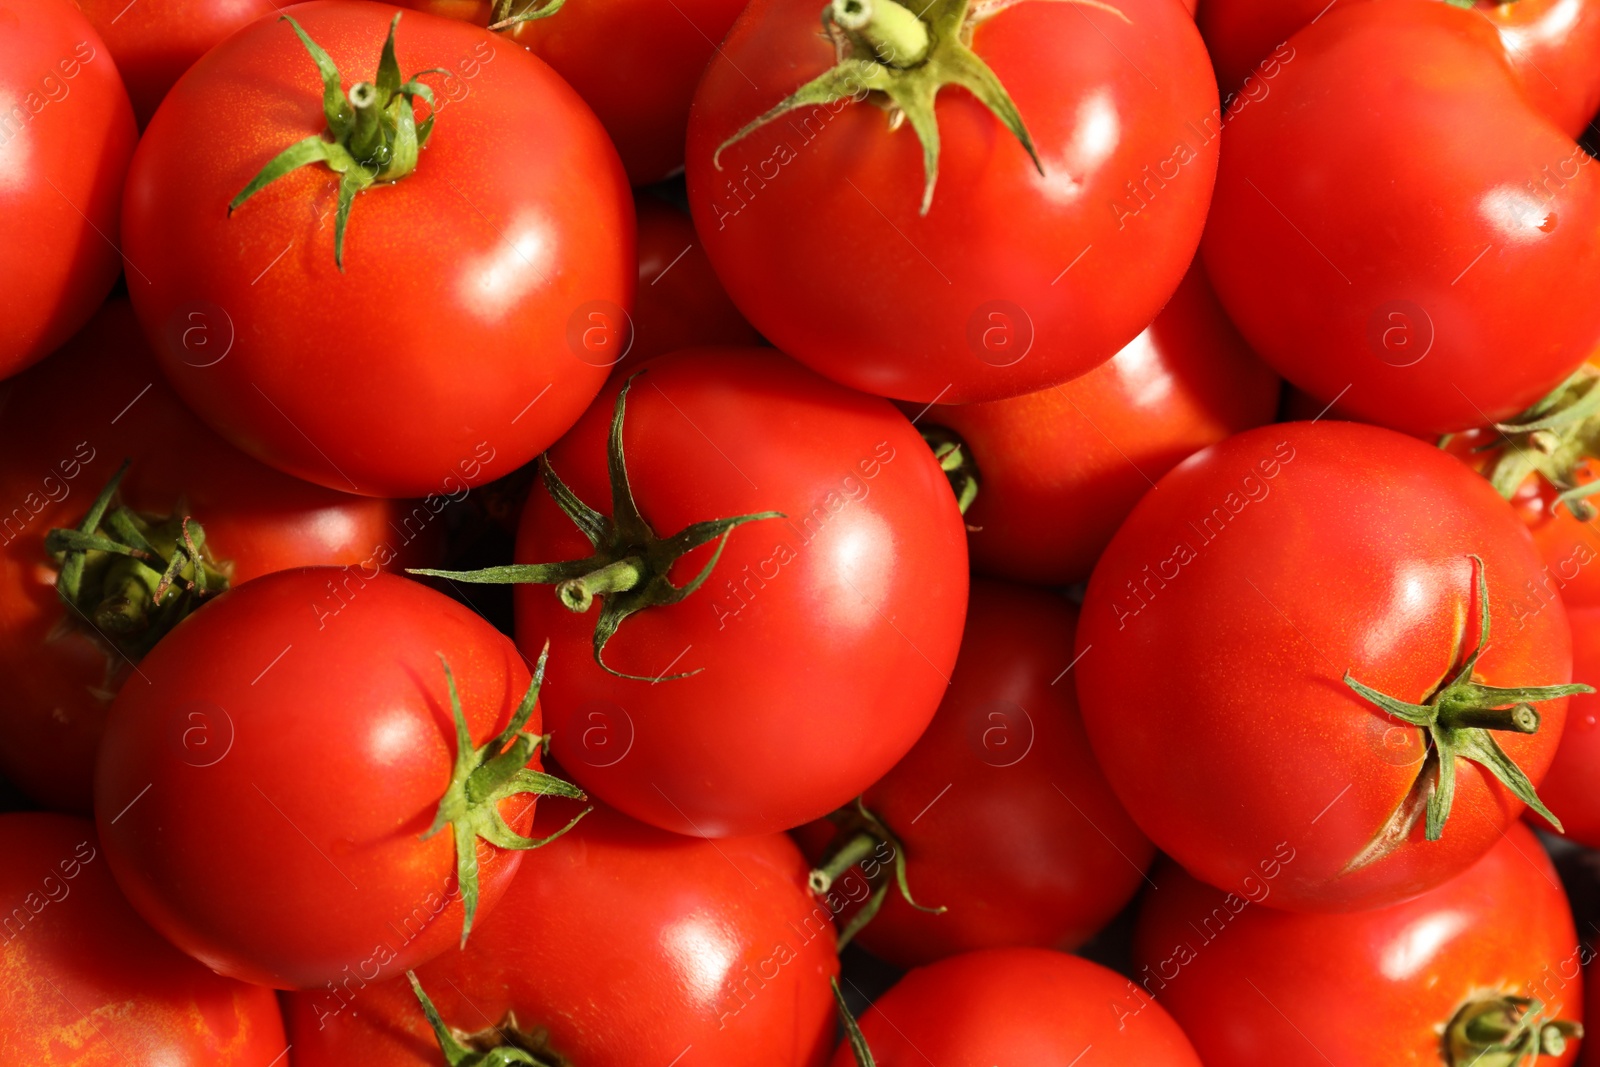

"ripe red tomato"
[72,0,280,126]
[828,947,1203,1065]
[628,195,762,367]
[0,813,287,1065]
[797,580,1153,968]
[95,568,581,990]
[1077,421,1579,912]
[1533,606,1600,848]
[285,796,839,1065]
[0,0,136,383]
[1204,0,1600,438]
[925,258,1278,586]
[122,1,632,497]
[0,300,427,815]
[1198,0,1600,137]
[487,348,967,837]
[1134,821,1583,1067]
[392,0,750,184]
[685,0,1218,404]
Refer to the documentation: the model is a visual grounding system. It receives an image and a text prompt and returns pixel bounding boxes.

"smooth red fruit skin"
[122,1,632,498]
[0,813,287,1065]
[72,0,279,126]
[927,258,1278,586]
[1198,0,1600,137]
[1202,0,1600,437]
[515,347,968,837]
[627,196,762,368]
[686,0,1218,405]
[95,569,542,990]
[1076,421,1573,912]
[1532,607,1600,847]
[285,798,838,1066]
[394,0,750,184]
[0,0,136,383]
[826,947,1203,1066]
[0,301,428,815]
[798,581,1153,967]
[1134,822,1582,1067]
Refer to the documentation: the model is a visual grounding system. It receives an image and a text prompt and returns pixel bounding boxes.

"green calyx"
[1342,556,1588,867]
[44,461,230,662]
[410,372,783,682]
[229,13,445,270]
[919,424,979,516]
[486,0,567,31]
[833,977,878,1067]
[713,0,1123,213]
[407,972,563,1067]
[810,799,945,949]
[1461,365,1600,521]
[1445,995,1583,1067]
[424,643,589,947]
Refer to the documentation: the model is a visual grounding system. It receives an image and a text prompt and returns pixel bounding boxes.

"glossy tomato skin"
[122,1,632,498]
[1533,607,1600,847]
[627,195,762,367]
[1134,822,1582,1067]
[515,348,968,837]
[0,301,427,815]
[686,0,1218,405]
[0,0,136,383]
[826,947,1203,1066]
[927,258,1278,585]
[285,797,838,1065]
[394,0,749,183]
[95,569,544,990]
[0,813,287,1065]
[798,581,1153,967]
[1198,0,1600,136]
[1203,1,1600,437]
[1076,421,1573,912]
[72,0,280,125]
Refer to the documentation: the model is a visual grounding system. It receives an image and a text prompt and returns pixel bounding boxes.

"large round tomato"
[685,0,1218,404]
[1077,421,1578,912]
[498,347,967,837]
[72,0,280,125]
[0,813,287,1065]
[1533,606,1600,848]
[1202,0,1600,437]
[925,257,1278,586]
[393,0,750,184]
[629,195,762,367]
[95,568,578,990]
[285,796,838,1065]
[1198,0,1600,136]
[122,1,632,497]
[0,0,136,383]
[828,947,1203,1065]
[797,580,1152,968]
[0,301,426,814]
[1134,822,1583,1066]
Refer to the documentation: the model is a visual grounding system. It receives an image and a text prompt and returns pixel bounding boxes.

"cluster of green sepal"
[810,798,945,949]
[1449,366,1600,521]
[1342,556,1589,868]
[1444,995,1583,1067]
[412,372,783,681]
[426,643,589,946]
[45,461,229,662]
[919,424,979,516]
[407,971,559,1066]
[486,0,568,30]
[230,14,446,269]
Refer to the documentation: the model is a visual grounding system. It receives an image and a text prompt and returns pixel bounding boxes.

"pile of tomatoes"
[6,0,1600,1062]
